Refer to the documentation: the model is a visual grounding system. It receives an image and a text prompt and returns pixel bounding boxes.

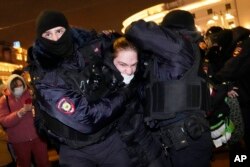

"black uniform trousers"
[167,130,212,167]
[59,132,132,167]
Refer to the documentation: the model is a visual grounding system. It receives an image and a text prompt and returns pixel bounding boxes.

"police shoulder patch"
[57,97,75,114]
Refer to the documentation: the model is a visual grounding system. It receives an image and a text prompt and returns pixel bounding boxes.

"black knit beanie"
[36,10,69,37]
[35,10,74,69]
[205,26,223,37]
[161,10,196,31]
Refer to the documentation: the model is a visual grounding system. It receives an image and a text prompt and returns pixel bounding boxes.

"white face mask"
[13,87,24,97]
[121,73,134,85]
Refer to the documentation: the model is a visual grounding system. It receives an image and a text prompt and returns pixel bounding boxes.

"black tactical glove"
[84,56,125,102]
[118,76,140,102]
[144,117,159,129]
[87,64,103,92]
[103,51,125,90]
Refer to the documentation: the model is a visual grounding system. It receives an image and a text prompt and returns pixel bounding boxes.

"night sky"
[0,0,163,49]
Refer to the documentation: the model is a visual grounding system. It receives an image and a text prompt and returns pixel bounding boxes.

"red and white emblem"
[57,97,75,114]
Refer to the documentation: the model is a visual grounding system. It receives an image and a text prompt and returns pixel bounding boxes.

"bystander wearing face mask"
[14,87,24,98]
[6,74,27,99]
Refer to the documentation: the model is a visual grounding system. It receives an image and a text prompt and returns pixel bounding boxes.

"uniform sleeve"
[125,20,181,58]
[216,39,250,81]
[35,74,128,134]
[233,39,250,78]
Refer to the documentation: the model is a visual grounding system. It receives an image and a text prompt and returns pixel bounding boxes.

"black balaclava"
[161,10,196,31]
[35,10,74,68]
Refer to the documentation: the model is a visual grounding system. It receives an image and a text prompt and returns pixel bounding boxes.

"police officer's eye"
[42,33,51,38]
[57,29,65,34]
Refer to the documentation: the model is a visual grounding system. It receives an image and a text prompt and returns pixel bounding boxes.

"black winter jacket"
[28,28,128,147]
[125,20,207,127]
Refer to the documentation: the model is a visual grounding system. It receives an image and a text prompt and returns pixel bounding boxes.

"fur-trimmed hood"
[6,74,27,94]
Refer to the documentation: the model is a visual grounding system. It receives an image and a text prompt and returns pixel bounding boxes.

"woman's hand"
[227,87,239,98]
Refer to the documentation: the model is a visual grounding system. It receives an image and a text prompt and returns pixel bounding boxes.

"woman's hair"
[113,37,137,57]
[10,77,25,91]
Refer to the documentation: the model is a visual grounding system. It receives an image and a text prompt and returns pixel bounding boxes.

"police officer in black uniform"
[203,26,236,148]
[27,10,134,167]
[215,26,250,150]
[125,10,213,167]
